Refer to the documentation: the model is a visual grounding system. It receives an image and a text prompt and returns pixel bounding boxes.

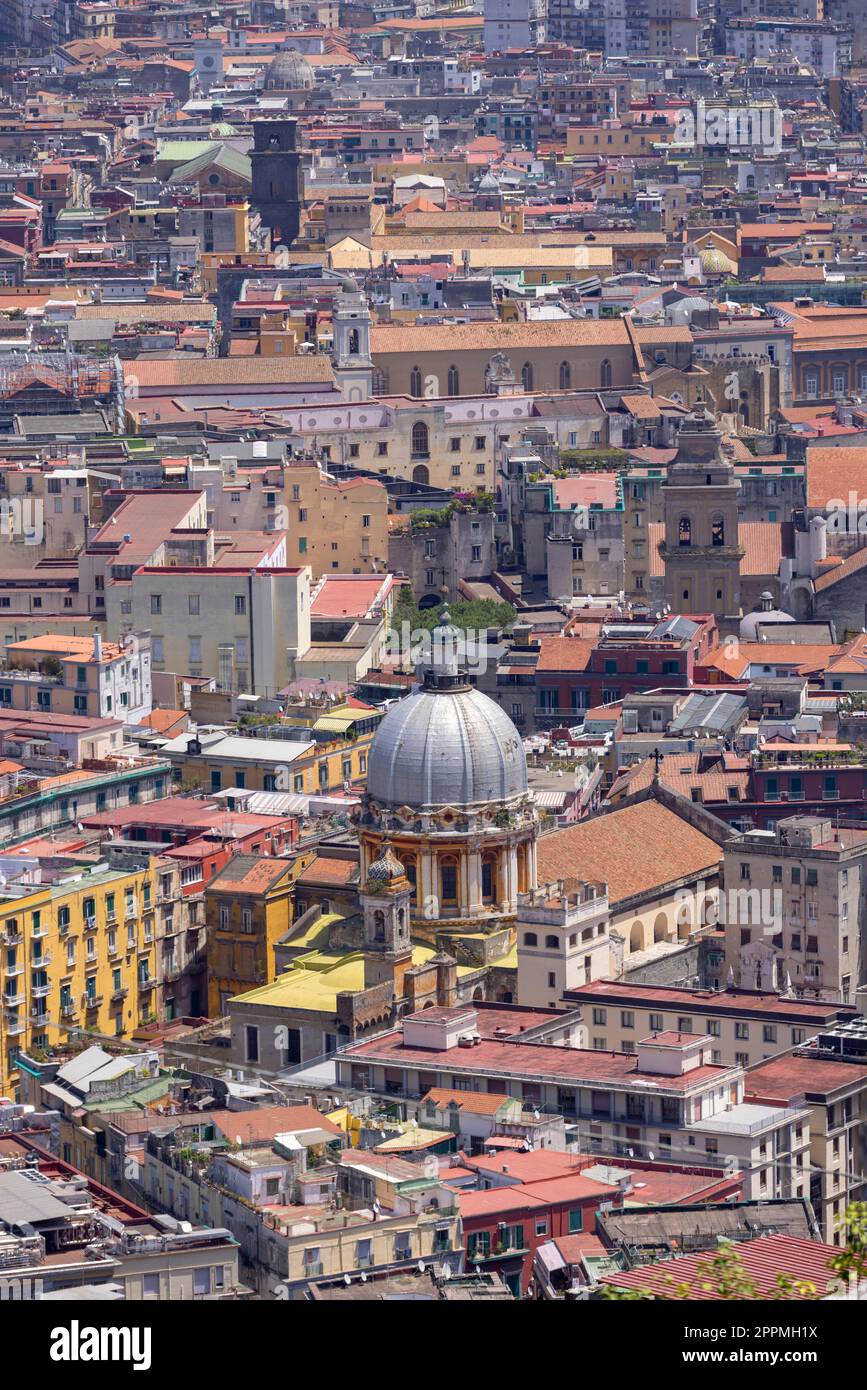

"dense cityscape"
[0,0,864,1350]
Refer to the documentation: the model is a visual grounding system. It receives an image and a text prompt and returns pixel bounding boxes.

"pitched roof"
[648,522,781,578]
[806,446,867,509]
[370,319,632,355]
[536,636,593,673]
[123,356,335,386]
[207,1105,342,1142]
[601,1233,840,1299]
[537,799,723,905]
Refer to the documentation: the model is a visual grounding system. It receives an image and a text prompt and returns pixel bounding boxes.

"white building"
[483,0,546,54]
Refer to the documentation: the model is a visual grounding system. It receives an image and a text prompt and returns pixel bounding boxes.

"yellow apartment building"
[1,632,151,723]
[205,855,296,1015]
[163,727,375,796]
[565,121,676,156]
[282,463,389,578]
[0,862,159,1094]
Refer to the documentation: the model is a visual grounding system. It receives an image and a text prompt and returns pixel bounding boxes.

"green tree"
[393,589,515,635]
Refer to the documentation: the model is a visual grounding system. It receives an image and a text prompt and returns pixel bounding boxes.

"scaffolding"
[0,351,122,432]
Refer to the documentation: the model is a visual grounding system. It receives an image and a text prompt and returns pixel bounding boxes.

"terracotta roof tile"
[537,800,723,905]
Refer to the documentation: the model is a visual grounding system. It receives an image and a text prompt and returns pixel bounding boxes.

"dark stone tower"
[250,117,303,249]
[659,407,744,626]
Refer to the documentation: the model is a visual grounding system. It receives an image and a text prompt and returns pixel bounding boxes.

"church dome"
[700,247,736,276]
[365,840,409,890]
[739,593,795,641]
[365,683,528,811]
[264,48,315,91]
[478,170,501,193]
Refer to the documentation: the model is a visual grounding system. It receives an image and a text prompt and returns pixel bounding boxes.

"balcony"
[60,1002,77,1018]
[4,961,23,978]
[3,992,24,1009]
[83,916,98,933]
[30,1009,48,1027]
[6,1017,24,1036]
[111,988,128,1002]
[31,982,50,998]
[84,995,103,1010]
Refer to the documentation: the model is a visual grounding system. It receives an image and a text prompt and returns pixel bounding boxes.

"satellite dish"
[417,1260,425,1273]
[343,1273,350,1285]
[648,1151,655,1161]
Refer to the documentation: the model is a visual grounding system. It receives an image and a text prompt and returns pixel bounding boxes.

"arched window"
[678,516,691,547]
[411,421,429,457]
[559,360,571,390]
[348,327,359,355]
[521,361,533,391]
[447,364,460,396]
[545,934,558,949]
[524,932,538,947]
[711,515,725,547]
[409,365,422,397]
[373,909,385,941]
[440,857,457,905]
[412,463,429,484]
[600,359,612,389]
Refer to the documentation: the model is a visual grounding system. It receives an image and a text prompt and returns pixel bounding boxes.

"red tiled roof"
[601,1233,841,1299]
[208,1105,342,1142]
[537,799,723,905]
[536,635,593,673]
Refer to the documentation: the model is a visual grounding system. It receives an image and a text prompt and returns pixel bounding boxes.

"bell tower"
[331,275,373,402]
[659,408,744,625]
[250,117,303,249]
[360,841,413,992]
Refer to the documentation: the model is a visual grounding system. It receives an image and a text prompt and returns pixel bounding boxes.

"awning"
[314,716,357,733]
[536,1241,567,1274]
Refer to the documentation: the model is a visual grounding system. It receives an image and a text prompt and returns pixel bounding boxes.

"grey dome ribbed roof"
[366,685,527,809]
[265,48,314,90]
